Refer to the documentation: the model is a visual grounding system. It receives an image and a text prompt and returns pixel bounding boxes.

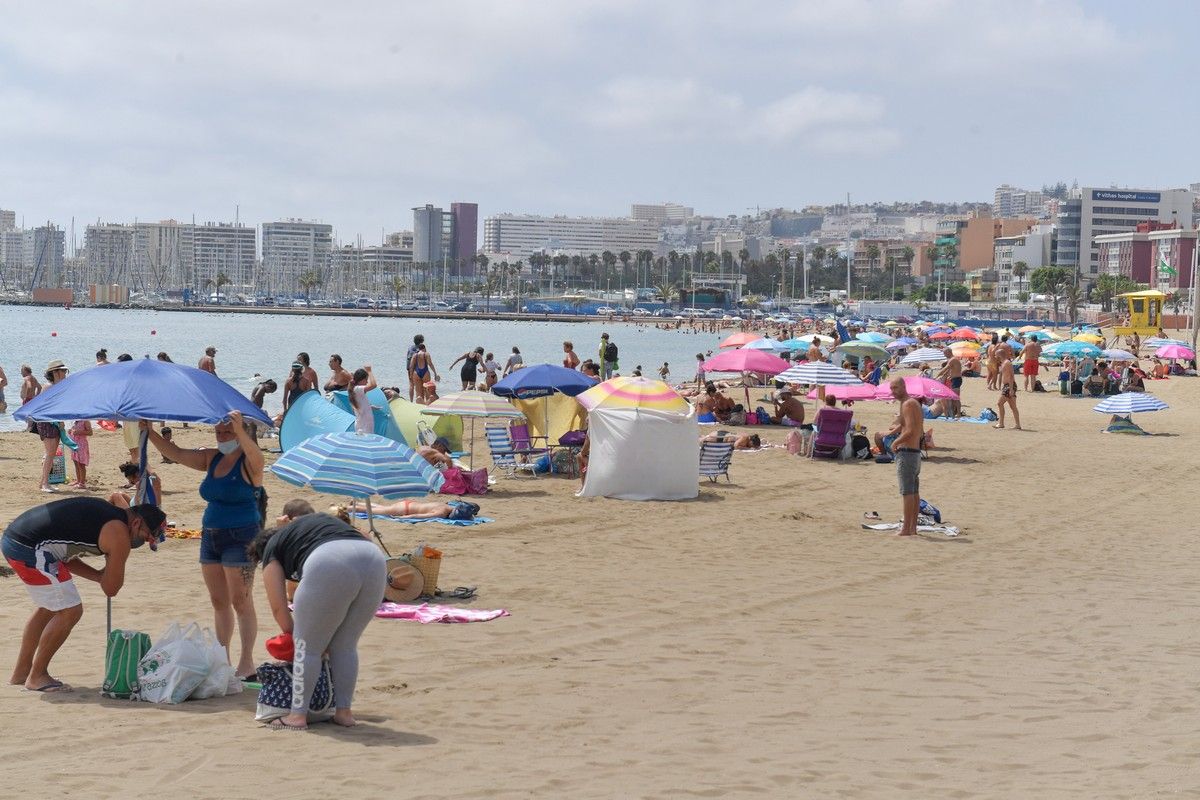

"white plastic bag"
[189,628,244,700]
[137,622,210,704]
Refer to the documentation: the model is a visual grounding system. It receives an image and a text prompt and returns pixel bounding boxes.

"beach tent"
[388,396,463,450]
[330,388,405,443]
[280,390,355,451]
[513,393,588,443]
[578,405,699,501]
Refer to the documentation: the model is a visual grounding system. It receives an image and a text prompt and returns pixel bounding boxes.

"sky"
[1,0,1197,245]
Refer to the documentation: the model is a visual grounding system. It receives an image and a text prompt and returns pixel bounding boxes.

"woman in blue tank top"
[142,409,264,680]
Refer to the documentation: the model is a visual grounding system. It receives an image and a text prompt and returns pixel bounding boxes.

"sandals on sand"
[27,680,72,693]
[264,718,308,731]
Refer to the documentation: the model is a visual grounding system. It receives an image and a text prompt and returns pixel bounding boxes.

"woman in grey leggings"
[249,512,386,730]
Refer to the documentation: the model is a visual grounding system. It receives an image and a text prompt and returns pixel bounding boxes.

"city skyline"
[2,1,1194,242]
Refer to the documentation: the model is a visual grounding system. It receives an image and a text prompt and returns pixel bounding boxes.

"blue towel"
[929,415,991,424]
[352,511,492,526]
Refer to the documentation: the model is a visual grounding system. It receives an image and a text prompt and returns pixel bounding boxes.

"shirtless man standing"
[936,348,963,417]
[806,341,823,363]
[1022,336,1042,392]
[19,365,41,404]
[996,352,1022,430]
[890,376,924,537]
[198,346,217,375]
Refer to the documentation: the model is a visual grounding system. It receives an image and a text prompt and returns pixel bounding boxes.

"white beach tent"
[578,406,700,501]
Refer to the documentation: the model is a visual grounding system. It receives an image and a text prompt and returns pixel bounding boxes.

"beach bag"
[980,408,998,421]
[254,660,335,723]
[604,342,618,362]
[439,466,470,495]
[49,447,66,485]
[137,622,210,704]
[102,629,151,700]
[189,628,243,700]
[851,434,872,460]
[532,454,552,474]
[1033,380,1046,393]
[559,429,586,446]
[755,407,770,425]
[918,499,942,523]
[728,411,746,426]
[551,448,575,475]
[786,429,802,455]
[1071,379,1083,396]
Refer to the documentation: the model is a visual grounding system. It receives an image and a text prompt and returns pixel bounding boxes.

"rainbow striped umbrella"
[576,376,690,414]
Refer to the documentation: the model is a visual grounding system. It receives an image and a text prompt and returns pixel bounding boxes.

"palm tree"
[653,280,678,304]
[588,254,600,289]
[204,271,232,301]
[901,245,915,293]
[1012,260,1028,303]
[297,270,321,306]
[601,250,616,298]
[778,248,791,298]
[390,276,407,307]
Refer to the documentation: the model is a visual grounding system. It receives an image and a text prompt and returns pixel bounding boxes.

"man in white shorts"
[2,497,164,692]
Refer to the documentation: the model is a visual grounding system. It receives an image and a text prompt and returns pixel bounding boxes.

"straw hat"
[45,359,68,373]
[384,557,424,602]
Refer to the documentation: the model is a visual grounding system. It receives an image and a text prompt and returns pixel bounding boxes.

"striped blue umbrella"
[1042,341,1101,360]
[777,361,863,386]
[1145,337,1187,349]
[744,337,790,352]
[1093,393,1169,415]
[271,432,444,499]
[899,347,949,367]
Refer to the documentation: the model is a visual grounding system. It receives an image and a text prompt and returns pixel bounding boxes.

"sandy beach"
[1,367,1198,799]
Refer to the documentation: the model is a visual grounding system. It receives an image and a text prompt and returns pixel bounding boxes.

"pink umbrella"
[1156,344,1195,360]
[703,349,790,375]
[804,383,879,401]
[950,328,980,341]
[874,376,960,401]
[719,332,763,349]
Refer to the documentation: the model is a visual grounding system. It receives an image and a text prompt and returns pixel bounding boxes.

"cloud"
[587,80,897,155]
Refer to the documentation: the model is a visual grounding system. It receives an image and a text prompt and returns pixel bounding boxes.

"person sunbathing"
[1151,359,1169,379]
[349,498,478,521]
[701,431,761,450]
[770,391,805,426]
[417,437,453,469]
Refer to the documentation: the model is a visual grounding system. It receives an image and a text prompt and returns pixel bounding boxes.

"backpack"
[604,342,618,362]
[103,629,152,700]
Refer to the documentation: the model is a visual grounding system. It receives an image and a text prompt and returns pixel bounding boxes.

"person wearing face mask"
[140,410,265,680]
[2,496,165,692]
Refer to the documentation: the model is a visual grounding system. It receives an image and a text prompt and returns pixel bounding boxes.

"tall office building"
[482,214,659,259]
[0,209,15,232]
[413,205,448,265]
[262,220,333,296]
[450,202,478,276]
[1058,187,1193,280]
[191,222,255,290]
[84,223,137,286]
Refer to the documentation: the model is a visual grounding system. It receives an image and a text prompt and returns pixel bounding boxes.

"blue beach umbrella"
[271,431,443,499]
[492,363,597,399]
[744,337,790,352]
[856,331,892,343]
[271,431,445,549]
[1042,341,1102,360]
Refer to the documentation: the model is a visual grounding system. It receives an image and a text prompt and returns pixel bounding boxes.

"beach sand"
[0,371,1197,799]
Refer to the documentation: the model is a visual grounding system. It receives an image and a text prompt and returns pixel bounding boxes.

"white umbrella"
[1100,349,1136,362]
[899,347,949,367]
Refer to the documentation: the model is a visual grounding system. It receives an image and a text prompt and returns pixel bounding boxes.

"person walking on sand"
[935,348,963,417]
[198,346,217,375]
[996,353,1022,430]
[3,496,165,692]
[889,377,924,537]
[1022,336,1042,392]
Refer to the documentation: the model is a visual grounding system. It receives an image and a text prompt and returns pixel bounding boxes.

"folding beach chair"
[810,408,853,460]
[698,441,734,482]
[484,424,538,478]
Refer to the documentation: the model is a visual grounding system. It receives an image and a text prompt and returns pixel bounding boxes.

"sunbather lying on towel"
[701,431,761,450]
[350,498,479,521]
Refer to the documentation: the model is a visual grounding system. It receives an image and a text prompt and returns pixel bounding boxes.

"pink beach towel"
[375,602,510,624]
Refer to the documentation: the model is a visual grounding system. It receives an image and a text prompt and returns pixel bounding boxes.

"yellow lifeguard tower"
[1113,289,1166,337]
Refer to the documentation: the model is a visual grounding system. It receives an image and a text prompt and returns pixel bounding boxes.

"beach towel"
[375,602,510,623]
[862,522,962,537]
[930,415,991,424]
[166,528,203,540]
[352,511,493,526]
[1105,418,1147,435]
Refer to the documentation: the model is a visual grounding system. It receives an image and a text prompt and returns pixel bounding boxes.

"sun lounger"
[485,424,539,478]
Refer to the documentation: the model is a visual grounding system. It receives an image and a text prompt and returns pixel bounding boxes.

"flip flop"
[238,672,258,683]
[264,718,308,731]
[28,680,72,693]
[862,511,882,521]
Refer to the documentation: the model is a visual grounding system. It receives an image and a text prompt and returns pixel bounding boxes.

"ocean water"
[0,306,726,431]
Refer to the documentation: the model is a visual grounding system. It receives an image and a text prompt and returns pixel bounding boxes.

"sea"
[0,306,726,431]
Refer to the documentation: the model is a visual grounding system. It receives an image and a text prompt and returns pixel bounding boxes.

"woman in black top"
[448,347,485,391]
[249,513,385,729]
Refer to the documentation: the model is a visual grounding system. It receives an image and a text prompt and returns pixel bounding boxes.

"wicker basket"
[407,554,441,597]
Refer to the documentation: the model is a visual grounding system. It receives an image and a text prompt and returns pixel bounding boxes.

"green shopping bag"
[102,629,151,699]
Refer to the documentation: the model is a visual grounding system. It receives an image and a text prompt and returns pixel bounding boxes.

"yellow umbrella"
[883,320,900,327]
[1073,333,1103,344]
[576,376,691,414]
[1018,325,1041,333]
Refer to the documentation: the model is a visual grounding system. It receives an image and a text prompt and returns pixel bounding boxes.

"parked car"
[630,307,650,316]
[523,303,553,314]
[595,306,617,315]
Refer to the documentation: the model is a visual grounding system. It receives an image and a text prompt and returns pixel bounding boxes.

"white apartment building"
[133,220,195,292]
[630,203,694,224]
[993,224,1054,303]
[330,243,413,297]
[483,214,658,259]
[261,220,333,297]
[1,229,24,285]
[0,209,15,232]
[24,225,65,288]
[1058,187,1194,279]
[84,224,136,286]
[192,222,255,291]
[993,184,1045,218]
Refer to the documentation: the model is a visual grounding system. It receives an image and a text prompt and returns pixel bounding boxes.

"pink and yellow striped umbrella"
[576,376,691,413]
